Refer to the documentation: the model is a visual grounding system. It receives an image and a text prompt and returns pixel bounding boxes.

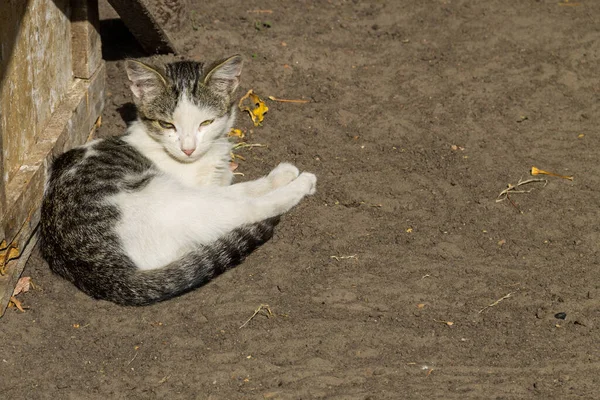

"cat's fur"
[40,55,316,306]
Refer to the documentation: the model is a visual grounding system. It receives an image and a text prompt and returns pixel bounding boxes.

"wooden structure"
[0,0,105,316]
[106,0,180,54]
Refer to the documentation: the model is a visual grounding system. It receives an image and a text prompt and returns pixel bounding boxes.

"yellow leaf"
[531,166,573,181]
[239,89,269,126]
[228,128,245,139]
[1,243,20,274]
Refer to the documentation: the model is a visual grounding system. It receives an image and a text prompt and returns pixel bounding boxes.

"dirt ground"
[2,0,600,398]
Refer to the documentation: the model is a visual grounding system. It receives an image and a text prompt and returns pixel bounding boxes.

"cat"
[39,55,316,306]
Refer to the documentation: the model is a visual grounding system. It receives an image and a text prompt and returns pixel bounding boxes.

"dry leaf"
[531,166,573,181]
[8,276,34,312]
[228,128,245,139]
[8,296,27,312]
[1,244,20,274]
[12,276,32,296]
[239,89,269,126]
[268,96,310,104]
[229,161,239,172]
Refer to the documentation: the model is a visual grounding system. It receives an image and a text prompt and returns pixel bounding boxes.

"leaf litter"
[239,89,269,126]
[8,276,35,312]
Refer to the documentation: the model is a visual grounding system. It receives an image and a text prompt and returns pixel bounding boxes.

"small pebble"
[554,312,567,320]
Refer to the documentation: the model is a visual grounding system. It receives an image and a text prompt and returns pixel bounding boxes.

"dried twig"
[330,255,358,261]
[247,9,273,13]
[478,290,518,314]
[268,96,310,104]
[239,304,273,329]
[233,142,268,150]
[505,192,522,213]
[126,352,138,366]
[496,178,548,204]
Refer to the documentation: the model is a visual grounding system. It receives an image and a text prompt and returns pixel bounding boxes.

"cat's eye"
[156,120,175,130]
[200,119,214,127]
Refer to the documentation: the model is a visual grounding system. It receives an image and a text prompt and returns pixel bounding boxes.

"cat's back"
[41,136,156,251]
[46,136,154,198]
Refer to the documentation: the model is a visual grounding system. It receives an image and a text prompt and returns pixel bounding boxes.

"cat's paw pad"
[295,172,317,195]
[269,163,300,188]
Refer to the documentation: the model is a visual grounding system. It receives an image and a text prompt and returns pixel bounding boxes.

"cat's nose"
[182,149,195,156]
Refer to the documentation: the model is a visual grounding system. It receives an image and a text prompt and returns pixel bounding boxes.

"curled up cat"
[40,55,316,306]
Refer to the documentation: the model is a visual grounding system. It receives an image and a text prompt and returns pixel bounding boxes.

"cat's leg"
[226,163,301,197]
[219,167,234,186]
[114,173,316,270]
[242,171,317,217]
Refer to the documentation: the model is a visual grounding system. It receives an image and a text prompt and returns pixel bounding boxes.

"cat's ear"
[203,55,243,96]
[125,60,167,102]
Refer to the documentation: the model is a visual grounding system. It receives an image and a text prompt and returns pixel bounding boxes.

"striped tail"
[82,217,280,306]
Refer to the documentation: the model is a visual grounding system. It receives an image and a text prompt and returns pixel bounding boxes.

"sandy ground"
[2,0,600,398]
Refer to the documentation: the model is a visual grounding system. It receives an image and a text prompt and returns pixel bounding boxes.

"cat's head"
[125,55,243,162]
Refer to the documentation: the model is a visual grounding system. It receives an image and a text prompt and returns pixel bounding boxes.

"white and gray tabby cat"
[40,55,316,306]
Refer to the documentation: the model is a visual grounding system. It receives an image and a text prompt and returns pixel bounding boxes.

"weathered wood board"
[0,0,73,189]
[72,0,103,79]
[105,0,181,54]
[0,0,105,317]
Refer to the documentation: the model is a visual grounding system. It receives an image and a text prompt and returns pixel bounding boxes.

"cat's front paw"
[268,163,300,188]
[295,172,317,196]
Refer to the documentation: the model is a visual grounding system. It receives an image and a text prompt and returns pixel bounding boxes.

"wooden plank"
[0,62,105,270]
[105,0,180,54]
[0,1,106,317]
[0,1,28,222]
[71,0,103,79]
[0,62,104,318]
[0,0,73,188]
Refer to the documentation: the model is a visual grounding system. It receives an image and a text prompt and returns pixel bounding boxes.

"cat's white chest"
[156,148,228,187]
